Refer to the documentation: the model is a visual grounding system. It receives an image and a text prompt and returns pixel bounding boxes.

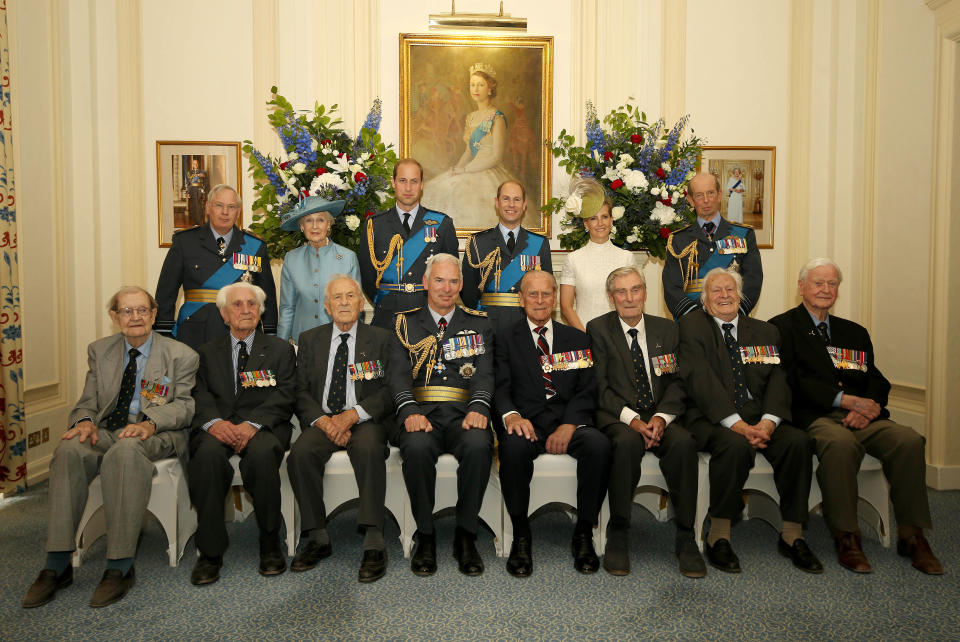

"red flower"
[610,179,624,191]
[656,167,666,179]
[365,210,376,218]
[315,167,327,175]
[630,134,643,144]
[279,161,289,170]
[321,139,331,145]
[604,151,614,161]
[337,152,345,158]
[660,197,673,206]
[659,227,671,239]
[354,171,367,182]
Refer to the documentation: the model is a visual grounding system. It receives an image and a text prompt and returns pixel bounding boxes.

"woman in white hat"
[277,196,361,344]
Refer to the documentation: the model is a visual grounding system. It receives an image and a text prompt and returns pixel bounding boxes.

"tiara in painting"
[469,62,497,78]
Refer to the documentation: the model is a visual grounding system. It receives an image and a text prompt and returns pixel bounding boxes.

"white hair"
[798,257,843,284]
[605,265,646,294]
[217,282,266,314]
[323,274,363,301]
[207,184,242,207]
[425,253,461,280]
[699,267,743,306]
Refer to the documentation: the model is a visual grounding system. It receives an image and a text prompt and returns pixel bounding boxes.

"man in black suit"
[287,275,394,583]
[187,282,296,585]
[462,180,552,334]
[359,158,458,329]
[678,268,822,574]
[495,270,612,576]
[587,266,704,578]
[388,253,494,576]
[770,258,942,575]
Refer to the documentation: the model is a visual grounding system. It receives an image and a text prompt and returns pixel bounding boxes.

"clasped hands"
[63,419,157,446]
[840,394,882,430]
[629,415,667,449]
[315,409,361,447]
[730,418,776,449]
[404,410,488,433]
[209,420,258,453]
[504,414,575,454]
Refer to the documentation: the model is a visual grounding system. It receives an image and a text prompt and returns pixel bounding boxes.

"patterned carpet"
[0,483,957,641]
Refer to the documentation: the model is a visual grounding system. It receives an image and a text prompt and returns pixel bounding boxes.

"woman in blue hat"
[277,196,361,344]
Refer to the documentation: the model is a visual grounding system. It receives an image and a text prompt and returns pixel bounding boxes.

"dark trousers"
[188,429,284,556]
[287,421,389,533]
[498,426,612,529]
[394,423,493,536]
[687,417,814,523]
[603,421,698,530]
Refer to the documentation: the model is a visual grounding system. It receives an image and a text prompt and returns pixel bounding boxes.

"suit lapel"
[101,336,125,417]
[515,320,542,385]
[245,331,269,373]
[642,316,665,399]
[141,333,165,386]
[313,325,334,396]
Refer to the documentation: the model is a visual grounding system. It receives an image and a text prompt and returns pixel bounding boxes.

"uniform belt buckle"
[403,283,415,293]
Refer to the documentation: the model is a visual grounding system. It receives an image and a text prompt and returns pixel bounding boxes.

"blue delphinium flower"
[251,149,288,197]
[584,101,606,156]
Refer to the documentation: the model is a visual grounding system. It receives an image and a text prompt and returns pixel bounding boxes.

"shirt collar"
[698,213,721,231]
[712,314,740,332]
[618,314,645,337]
[428,306,454,326]
[333,321,358,342]
[527,317,553,335]
[123,332,153,359]
[210,224,234,246]
[231,331,256,352]
[498,222,521,244]
[807,309,830,331]
[397,203,420,219]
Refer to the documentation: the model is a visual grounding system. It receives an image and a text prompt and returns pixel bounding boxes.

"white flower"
[626,234,638,244]
[651,201,676,225]
[610,224,618,236]
[650,186,661,196]
[265,204,273,212]
[292,162,307,174]
[591,149,601,162]
[285,176,298,188]
[326,156,351,173]
[632,226,641,236]
[311,173,346,193]
[349,163,363,174]
[618,153,634,166]
[564,194,583,213]
[662,161,672,171]
[279,151,289,163]
[671,192,681,204]
[345,214,361,231]
[288,152,299,161]
[375,190,389,203]
[623,169,649,194]
[686,170,696,181]
[602,166,622,182]
[360,152,371,162]
[310,139,318,152]
[611,205,625,220]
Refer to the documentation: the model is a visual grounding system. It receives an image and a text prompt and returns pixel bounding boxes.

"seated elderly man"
[187,282,296,585]
[23,287,198,608]
[678,268,822,574]
[495,270,612,576]
[770,258,942,575]
[287,275,394,583]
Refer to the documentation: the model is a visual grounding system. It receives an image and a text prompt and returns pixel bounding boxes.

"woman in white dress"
[726,167,745,223]
[422,63,515,225]
[559,178,635,331]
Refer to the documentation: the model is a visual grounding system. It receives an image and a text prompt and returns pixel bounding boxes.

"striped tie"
[535,325,556,398]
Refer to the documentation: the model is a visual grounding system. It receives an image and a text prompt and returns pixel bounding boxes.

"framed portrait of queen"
[399,34,554,237]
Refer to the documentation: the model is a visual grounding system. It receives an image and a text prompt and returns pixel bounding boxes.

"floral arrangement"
[544,102,704,259]
[244,87,398,259]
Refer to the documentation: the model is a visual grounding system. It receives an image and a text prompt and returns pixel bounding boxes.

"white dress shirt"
[314,321,371,424]
[711,315,781,429]
[616,315,676,428]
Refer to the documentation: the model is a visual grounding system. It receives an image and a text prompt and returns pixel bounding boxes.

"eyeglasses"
[116,307,153,317]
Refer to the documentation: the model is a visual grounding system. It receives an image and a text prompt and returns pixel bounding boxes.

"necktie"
[437,317,447,336]
[507,230,516,254]
[628,329,655,410]
[217,236,226,256]
[402,212,412,236]
[535,326,556,398]
[702,221,715,241]
[106,348,141,429]
[236,340,249,393]
[817,322,830,345]
[327,334,349,414]
[722,323,750,408]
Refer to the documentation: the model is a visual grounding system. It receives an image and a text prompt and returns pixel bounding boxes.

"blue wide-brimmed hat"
[280,195,346,232]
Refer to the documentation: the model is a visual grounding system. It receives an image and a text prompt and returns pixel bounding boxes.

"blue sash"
[728,179,743,195]
[482,234,544,298]
[172,234,263,337]
[468,111,506,156]
[685,225,749,303]
[374,210,446,305]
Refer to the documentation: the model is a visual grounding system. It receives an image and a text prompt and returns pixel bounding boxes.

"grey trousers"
[808,410,932,535]
[45,429,178,558]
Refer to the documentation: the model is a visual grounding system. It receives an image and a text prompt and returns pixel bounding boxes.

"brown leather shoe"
[897,534,943,575]
[834,532,871,573]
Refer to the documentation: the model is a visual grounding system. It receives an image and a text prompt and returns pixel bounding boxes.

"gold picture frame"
[156,140,242,247]
[698,146,776,249]
[399,33,553,238]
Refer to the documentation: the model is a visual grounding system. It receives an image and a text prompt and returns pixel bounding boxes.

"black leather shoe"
[290,540,332,572]
[22,565,73,608]
[705,539,741,573]
[358,549,387,583]
[602,528,629,576]
[453,527,484,576]
[89,567,135,608]
[779,537,823,574]
[411,532,437,576]
[676,531,707,578]
[259,545,287,576]
[572,531,600,574]
[506,535,533,577]
[190,554,222,586]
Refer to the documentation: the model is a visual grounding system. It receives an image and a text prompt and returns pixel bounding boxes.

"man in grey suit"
[287,275,394,583]
[587,266,705,578]
[23,287,199,608]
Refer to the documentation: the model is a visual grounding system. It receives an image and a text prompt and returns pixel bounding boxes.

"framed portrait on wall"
[698,146,776,249]
[399,33,553,237]
[156,141,242,247]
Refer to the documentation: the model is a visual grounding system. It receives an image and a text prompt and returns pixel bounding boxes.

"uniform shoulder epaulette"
[242,228,265,241]
[458,304,487,317]
[726,221,751,231]
[367,209,391,220]
[671,223,694,234]
[396,306,421,315]
[172,225,201,235]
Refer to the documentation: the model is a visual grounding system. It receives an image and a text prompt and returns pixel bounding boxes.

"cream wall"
[12,0,958,487]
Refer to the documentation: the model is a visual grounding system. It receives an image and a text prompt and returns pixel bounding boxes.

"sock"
[44,551,71,575]
[898,524,921,540]
[363,527,385,551]
[707,517,731,546]
[106,557,134,574]
[781,521,803,546]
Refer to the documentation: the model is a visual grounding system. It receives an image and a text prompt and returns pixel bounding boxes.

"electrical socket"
[41,427,50,443]
[27,431,41,448]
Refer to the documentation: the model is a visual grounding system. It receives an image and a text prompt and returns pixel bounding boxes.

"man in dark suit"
[155,184,278,350]
[663,172,762,319]
[770,258,942,575]
[587,266,704,578]
[678,268,822,574]
[462,180,552,334]
[187,282,296,586]
[23,287,198,609]
[359,158,458,329]
[388,253,494,576]
[287,275,394,583]
[495,270,612,576]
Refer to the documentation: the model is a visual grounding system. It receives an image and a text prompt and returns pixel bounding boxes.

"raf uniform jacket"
[769,304,891,430]
[191,330,296,449]
[461,226,553,334]
[586,311,686,429]
[294,321,394,429]
[494,319,596,434]
[677,309,790,426]
[358,206,458,327]
[154,225,278,350]
[70,332,199,457]
[663,218,762,319]
[387,305,494,439]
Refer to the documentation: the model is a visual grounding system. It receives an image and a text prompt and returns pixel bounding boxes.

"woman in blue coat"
[277,196,360,344]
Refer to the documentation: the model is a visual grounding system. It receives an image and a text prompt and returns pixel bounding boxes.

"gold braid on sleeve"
[395,313,439,385]
[666,234,700,294]
[366,218,405,289]
[464,236,501,292]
